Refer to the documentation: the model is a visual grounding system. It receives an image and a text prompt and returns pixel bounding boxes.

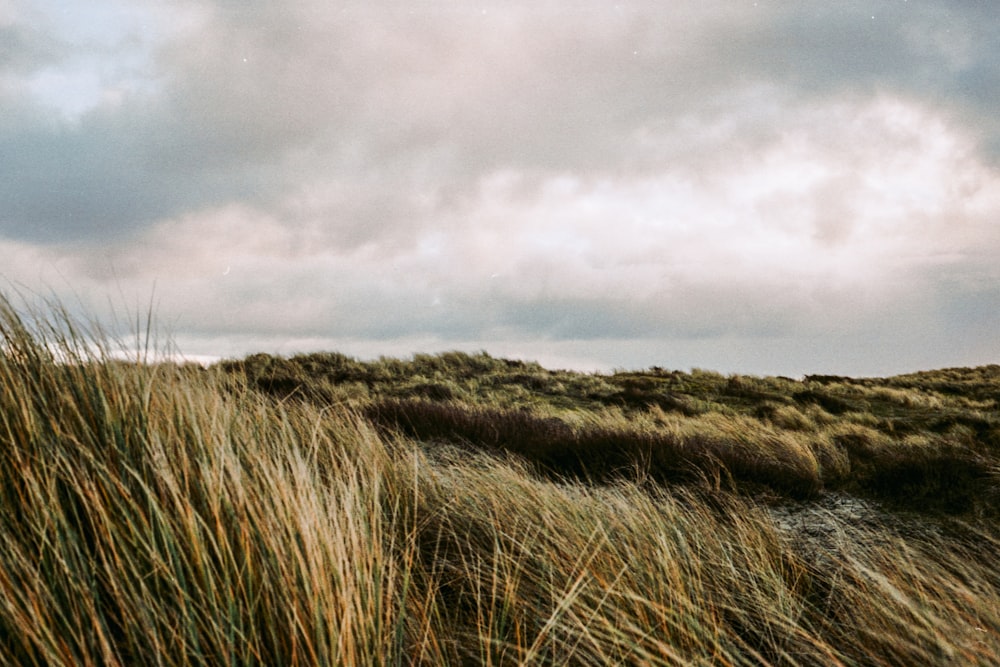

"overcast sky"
[2,0,999,376]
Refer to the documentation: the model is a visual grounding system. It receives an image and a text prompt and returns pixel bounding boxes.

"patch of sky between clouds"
[15,0,199,121]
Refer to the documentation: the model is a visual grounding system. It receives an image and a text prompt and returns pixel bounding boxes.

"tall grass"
[1,295,999,665]
[0,297,412,665]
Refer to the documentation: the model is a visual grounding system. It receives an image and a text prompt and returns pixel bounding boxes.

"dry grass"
[1,294,1000,665]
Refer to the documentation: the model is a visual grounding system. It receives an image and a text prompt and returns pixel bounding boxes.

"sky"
[2,0,999,377]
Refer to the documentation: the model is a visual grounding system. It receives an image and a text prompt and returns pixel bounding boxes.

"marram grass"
[1,296,999,665]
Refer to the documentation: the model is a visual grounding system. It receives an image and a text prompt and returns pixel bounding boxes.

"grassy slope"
[228,350,1000,515]
[2,300,999,665]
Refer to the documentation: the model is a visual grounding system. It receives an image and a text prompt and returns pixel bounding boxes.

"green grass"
[2,295,1000,664]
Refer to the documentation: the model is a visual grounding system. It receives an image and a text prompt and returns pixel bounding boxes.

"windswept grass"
[1,295,1000,664]
[363,399,824,499]
[0,298,413,665]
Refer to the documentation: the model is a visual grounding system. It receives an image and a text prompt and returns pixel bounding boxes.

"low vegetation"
[1,294,999,665]
[227,348,1000,515]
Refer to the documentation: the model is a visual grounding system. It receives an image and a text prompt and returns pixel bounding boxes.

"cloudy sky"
[2,0,999,376]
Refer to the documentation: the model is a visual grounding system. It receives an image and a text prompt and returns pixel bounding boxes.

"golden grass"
[1,295,999,665]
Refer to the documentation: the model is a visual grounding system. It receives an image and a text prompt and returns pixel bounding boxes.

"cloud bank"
[3,0,999,375]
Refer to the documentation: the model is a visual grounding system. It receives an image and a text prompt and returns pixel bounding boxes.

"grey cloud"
[0,23,63,73]
[236,281,812,345]
[0,121,152,242]
[721,3,1000,159]
[0,108,282,243]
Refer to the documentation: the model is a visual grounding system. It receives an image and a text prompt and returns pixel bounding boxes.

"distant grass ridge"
[2,295,1000,664]
[232,350,1000,514]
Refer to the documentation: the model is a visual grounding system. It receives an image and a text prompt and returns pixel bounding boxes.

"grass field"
[1,295,999,665]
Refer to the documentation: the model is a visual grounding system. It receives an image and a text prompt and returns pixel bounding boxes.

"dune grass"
[1,295,1000,664]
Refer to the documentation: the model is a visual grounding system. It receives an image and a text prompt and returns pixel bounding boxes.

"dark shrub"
[363,399,821,499]
[862,446,993,513]
[793,390,852,415]
[804,375,853,385]
[405,382,457,401]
